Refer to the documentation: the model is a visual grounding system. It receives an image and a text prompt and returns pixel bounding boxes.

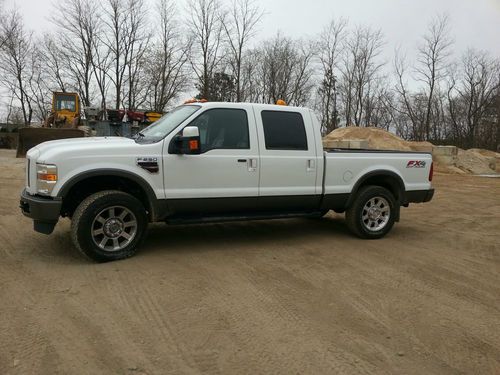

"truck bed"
[325,147,431,155]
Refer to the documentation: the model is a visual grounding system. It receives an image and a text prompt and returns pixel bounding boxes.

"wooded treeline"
[0,0,498,150]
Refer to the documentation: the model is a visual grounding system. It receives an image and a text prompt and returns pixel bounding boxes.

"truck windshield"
[136,105,200,143]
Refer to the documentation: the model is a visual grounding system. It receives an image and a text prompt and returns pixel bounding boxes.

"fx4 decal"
[406,160,426,168]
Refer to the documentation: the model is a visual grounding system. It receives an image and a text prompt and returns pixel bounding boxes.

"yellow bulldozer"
[16,91,165,157]
[17,92,86,157]
[45,91,81,128]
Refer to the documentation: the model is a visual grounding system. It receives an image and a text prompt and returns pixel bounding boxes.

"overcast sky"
[3,0,500,100]
[7,0,500,58]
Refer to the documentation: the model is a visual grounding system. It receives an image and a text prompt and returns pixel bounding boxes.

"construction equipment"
[16,128,85,157]
[16,91,165,157]
[17,92,85,157]
[45,92,81,128]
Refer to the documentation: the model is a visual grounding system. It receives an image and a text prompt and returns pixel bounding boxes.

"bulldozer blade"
[17,128,86,158]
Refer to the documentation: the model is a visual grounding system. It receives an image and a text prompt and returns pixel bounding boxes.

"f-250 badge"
[406,160,426,168]
[136,157,159,173]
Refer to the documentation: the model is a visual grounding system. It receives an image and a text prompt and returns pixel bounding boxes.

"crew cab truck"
[20,102,434,262]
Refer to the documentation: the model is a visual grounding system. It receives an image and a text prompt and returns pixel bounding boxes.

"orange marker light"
[276,99,287,106]
[38,173,57,181]
[184,98,208,104]
[189,140,199,150]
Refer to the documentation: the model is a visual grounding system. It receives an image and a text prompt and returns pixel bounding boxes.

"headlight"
[36,164,58,195]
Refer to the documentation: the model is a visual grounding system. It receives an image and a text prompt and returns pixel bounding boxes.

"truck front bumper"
[405,188,435,204]
[20,188,61,234]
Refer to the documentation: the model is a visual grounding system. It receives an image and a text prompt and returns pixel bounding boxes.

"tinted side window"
[189,108,249,152]
[261,111,308,150]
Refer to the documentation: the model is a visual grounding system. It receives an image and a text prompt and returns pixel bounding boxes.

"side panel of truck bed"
[323,149,433,195]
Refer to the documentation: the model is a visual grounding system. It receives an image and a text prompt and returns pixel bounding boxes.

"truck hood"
[27,137,141,163]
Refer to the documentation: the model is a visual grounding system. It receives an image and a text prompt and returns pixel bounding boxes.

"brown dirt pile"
[324,126,434,152]
[455,149,499,174]
[324,127,499,175]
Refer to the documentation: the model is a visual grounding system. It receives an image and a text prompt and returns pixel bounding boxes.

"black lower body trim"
[166,210,324,225]
[152,189,433,223]
[404,189,434,204]
[34,221,57,234]
[320,193,350,212]
[162,195,322,218]
[20,189,61,234]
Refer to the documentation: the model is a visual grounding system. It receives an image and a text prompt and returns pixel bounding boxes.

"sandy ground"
[0,149,499,374]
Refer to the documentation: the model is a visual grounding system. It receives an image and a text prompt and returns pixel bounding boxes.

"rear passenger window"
[188,108,249,152]
[261,111,308,150]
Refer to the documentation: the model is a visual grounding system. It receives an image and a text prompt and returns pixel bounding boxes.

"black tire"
[345,185,396,239]
[71,190,148,262]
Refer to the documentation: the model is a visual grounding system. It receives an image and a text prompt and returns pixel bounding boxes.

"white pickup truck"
[20,102,434,261]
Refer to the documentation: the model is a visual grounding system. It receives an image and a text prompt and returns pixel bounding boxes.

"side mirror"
[170,126,201,154]
[183,126,199,138]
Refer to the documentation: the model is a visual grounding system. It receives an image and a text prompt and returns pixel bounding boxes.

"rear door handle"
[237,159,247,163]
[307,159,315,171]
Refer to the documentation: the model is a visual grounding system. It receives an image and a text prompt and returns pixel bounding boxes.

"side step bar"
[166,210,325,225]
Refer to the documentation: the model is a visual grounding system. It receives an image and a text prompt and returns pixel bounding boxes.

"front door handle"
[247,158,257,172]
[237,158,257,171]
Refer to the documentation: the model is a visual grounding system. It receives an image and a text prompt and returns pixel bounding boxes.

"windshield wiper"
[135,131,145,139]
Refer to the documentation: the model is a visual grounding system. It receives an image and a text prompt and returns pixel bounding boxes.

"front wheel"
[345,185,396,239]
[71,190,148,262]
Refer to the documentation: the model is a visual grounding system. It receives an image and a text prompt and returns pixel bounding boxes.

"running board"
[165,210,324,225]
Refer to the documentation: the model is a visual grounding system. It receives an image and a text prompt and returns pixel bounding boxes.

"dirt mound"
[324,126,433,152]
[468,148,500,158]
[455,149,499,174]
[324,127,498,175]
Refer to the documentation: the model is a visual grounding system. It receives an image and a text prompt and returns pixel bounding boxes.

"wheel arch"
[347,170,405,220]
[58,169,159,221]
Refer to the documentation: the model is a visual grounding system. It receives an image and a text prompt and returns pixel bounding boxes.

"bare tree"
[239,47,261,102]
[257,34,315,106]
[187,0,225,100]
[339,25,384,126]
[90,32,111,115]
[52,0,101,107]
[28,43,53,122]
[415,14,453,140]
[102,0,126,108]
[0,9,33,124]
[362,76,394,129]
[495,87,500,151]
[316,18,347,134]
[143,0,190,111]
[40,34,69,92]
[123,0,151,110]
[221,0,263,102]
[0,0,7,50]
[393,49,421,138]
[446,49,500,147]
[102,0,150,109]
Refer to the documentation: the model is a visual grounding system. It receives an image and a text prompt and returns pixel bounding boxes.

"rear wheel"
[346,185,396,239]
[71,190,148,262]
